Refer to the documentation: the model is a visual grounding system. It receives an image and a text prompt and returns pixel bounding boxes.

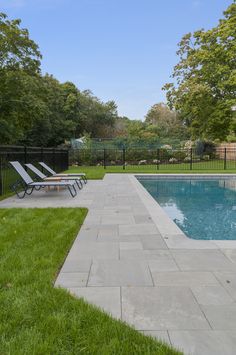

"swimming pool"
[138,177,236,240]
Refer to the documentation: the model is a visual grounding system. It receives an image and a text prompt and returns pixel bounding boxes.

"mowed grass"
[67,163,236,180]
[0,208,181,355]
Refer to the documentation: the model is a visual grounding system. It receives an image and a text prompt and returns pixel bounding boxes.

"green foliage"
[145,103,189,140]
[163,2,236,141]
[0,13,118,146]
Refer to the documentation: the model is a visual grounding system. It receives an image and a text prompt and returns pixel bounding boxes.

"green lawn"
[0,208,181,355]
[67,164,236,180]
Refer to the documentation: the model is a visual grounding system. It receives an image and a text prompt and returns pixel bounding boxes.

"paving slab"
[2,173,236,354]
[69,242,119,260]
[139,235,167,250]
[119,224,159,236]
[121,286,210,331]
[120,249,171,260]
[169,330,236,355]
[101,213,135,225]
[69,287,121,319]
[222,249,236,263]
[148,252,179,272]
[55,272,88,287]
[214,272,236,301]
[119,242,143,250]
[152,272,219,287]
[191,285,234,305]
[134,214,153,224]
[141,330,171,345]
[172,250,236,271]
[202,304,236,330]
[88,260,153,286]
[60,258,91,273]
[97,225,119,238]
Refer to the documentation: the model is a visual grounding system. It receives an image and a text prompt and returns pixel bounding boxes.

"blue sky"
[0,0,233,119]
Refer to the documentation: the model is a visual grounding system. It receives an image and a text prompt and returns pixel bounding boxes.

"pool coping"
[129,173,236,250]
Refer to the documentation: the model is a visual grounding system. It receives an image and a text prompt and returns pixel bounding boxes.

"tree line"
[0,13,118,146]
[0,2,235,147]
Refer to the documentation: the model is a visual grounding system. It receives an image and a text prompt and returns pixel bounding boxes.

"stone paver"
[2,173,236,354]
[121,286,210,330]
[171,249,236,271]
[201,305,236,330]
[69,287,121,319]
[191,285,234,305]
[55,272,88,287]
[88,260,153,286]
[142,330,171,345]
[152,271,219,287]
[169,331,236,355]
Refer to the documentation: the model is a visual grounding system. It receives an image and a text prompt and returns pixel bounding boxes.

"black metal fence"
[0,145,69,197]
[70,147,236,171]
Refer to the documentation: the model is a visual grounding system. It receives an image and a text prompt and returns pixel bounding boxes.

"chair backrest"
[39,162,56,176]
[25,163,47,180]
[9,161,34,185]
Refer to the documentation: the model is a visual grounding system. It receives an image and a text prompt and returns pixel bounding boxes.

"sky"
[0,0,233,120]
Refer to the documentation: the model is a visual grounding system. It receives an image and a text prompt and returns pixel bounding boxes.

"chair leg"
[76,179,83,190]
[25,186,35,195]
[68,185,77,197]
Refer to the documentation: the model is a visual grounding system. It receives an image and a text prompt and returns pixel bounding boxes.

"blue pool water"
[139,178,236,240]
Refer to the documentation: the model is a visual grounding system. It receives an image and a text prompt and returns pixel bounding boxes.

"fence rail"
[70,147,236,171]
[0,145,69,196]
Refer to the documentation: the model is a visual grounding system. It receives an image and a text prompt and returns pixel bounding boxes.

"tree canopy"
[0,13,117,146]
[163,1,236,141]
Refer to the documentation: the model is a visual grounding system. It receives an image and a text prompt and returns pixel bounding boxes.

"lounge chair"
[25,163,83,190]
[39,162,87,183]
[9,161,77,198]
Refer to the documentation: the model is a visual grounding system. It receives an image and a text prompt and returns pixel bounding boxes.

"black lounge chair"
[9,161,77,198]
[25,163,83,190]
[39,162,87,184]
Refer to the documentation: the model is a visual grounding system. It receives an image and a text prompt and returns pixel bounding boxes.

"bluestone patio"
[1,174,236,355]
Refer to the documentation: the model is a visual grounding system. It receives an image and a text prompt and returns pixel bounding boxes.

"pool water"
[139,178,236,240]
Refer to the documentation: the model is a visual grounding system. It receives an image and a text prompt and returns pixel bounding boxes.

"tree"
[0,12,119,146]
[0,12,41,73]
[145,102,188,140]
[0,12,42,144]
[163,2,236,141]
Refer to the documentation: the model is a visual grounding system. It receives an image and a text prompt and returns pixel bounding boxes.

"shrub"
[172,150,187,161]
[169,157,178,164]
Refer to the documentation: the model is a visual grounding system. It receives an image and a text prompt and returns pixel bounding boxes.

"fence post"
[190,148,193,170]
[40,147,44,171]
[224,148,227,170]
[123,148,126,170]
[24,145,27,164]
[103,149,106,169]
[0,156,3,196]
[66,149,69,170]
[52,148,56,171]
[157,149,160,170]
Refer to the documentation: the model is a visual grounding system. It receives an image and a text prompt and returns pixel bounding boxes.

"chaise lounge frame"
[9,161,77,198]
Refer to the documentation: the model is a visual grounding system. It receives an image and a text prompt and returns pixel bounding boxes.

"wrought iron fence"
[70,147,236,171]
[0,145,69,196]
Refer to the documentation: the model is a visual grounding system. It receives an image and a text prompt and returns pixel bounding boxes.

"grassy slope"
[67,165,236,179]
[0,208,181,355]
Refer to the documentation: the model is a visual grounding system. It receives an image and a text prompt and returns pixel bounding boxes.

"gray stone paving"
[1,173,236,355]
